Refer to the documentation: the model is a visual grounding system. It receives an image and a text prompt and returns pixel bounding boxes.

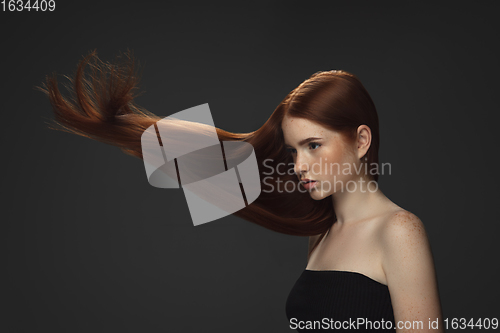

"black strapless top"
[286,270,395,332]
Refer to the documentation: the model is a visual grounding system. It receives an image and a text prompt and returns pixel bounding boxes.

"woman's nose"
[294,156,309,179]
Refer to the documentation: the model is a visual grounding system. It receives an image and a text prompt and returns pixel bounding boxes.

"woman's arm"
[381,211,444,333]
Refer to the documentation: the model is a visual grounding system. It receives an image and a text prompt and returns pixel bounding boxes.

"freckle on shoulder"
[382,209,427,240]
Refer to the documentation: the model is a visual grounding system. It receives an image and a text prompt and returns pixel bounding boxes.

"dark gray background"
[2,2,499,332]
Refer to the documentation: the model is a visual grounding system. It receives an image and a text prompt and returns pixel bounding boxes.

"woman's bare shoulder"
[376,209,442,326]
[369,207,427,244]
[375,208,430,254]
[381,209,425,233]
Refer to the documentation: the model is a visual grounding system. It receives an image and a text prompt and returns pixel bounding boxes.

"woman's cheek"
[318,149,345,179]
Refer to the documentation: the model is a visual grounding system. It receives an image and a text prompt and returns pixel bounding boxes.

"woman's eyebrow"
[284,137,322,148]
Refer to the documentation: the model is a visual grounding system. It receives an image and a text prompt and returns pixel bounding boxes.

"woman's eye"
[286,143,320,154]
[309,142,321,150]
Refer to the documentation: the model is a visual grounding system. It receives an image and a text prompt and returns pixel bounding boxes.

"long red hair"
[39,50,380,256]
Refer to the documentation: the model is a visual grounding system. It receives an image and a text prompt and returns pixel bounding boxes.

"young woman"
[40,51,443,332]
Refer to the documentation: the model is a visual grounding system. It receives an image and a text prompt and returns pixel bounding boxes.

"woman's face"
[281,114,359,200]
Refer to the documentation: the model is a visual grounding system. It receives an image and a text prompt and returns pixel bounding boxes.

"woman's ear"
[357,125,372,159]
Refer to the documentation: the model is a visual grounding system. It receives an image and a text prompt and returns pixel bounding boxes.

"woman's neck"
[331,176,394,225]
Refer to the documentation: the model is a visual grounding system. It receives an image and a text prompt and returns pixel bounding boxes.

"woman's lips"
[302,180,318,190]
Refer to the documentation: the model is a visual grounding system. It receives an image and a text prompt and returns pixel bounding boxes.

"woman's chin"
[308,188,327,200]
